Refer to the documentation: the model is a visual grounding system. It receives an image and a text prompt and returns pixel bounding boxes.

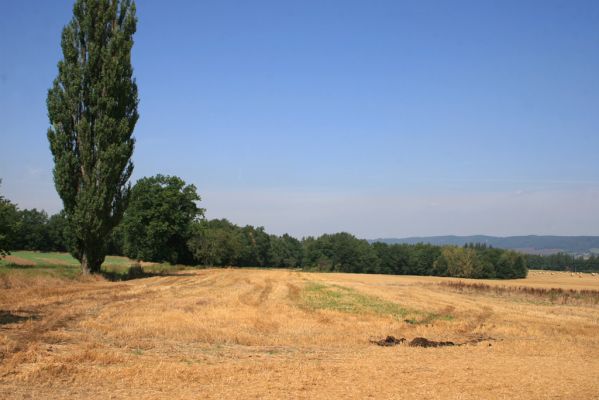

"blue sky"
[1,0,598,237]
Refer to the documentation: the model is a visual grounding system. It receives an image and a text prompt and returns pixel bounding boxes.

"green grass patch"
[0,262,81,279]
[0,251,189,281]
[0,250,132,267]
[299,282,451,323]
[131,348,144,356]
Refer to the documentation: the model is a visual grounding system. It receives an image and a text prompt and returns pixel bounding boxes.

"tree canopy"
[0,182,19,257]
[121,175,203,264]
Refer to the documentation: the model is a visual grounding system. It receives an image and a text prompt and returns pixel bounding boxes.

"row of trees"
[1,175,528,279]
[189,227,528,279]
[1,185,22,256]
[0,208,68,254]
[526,253,599,272]
[0,184,68,255]
[0,175,201,264]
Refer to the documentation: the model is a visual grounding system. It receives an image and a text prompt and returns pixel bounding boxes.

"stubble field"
[1,267,598,399]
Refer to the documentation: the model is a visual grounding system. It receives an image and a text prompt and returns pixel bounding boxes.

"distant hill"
[370,235,599,256]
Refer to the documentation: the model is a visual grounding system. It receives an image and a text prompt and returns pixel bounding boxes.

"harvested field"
[1,268,599,399]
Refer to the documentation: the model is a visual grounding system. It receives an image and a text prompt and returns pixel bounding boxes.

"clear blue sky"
[1,0,598,238]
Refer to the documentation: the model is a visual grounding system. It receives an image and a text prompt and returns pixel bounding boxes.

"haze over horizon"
[1,0,598,238]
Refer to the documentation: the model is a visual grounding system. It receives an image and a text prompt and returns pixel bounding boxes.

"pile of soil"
[408,337,455,348]
[371,335,495,348]
[370,336,406,346]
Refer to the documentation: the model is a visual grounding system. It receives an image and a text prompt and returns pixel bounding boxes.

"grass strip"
[300,282,451,323]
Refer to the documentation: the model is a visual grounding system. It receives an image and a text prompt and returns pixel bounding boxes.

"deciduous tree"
[121,175,203,264]
[0,182,19,257]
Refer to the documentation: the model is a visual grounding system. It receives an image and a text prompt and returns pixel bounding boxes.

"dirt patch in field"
[370,336,406,346]
[0,311,38,325]
[2,256,37,266]
[409,337,456,348]
[371,335,495,348]
[369,336,456,348]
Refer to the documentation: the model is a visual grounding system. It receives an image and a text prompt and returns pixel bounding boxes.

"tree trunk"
[81,253,92,275]
[81,252,102,275]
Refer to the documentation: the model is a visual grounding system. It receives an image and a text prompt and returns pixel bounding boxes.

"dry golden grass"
[2,256,36,266]
[1,268,599,399]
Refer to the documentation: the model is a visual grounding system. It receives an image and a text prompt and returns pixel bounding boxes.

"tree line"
[0,184,68,255]
[1,176,528,279]
[526,253,599,272]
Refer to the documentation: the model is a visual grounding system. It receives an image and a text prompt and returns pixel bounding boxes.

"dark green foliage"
[107,223,125,256]
[301,236,332,271]
[13,209,51,251]
[47,211,69,252]
[47,0,138,274]
[474,245,502,279]
[1,207,73,254]
[187,219,527,279]
[121,175,203,264]
[372,242,441,276]
[431,244,527,279]
[237,226,272,267]
[372,242,410,274]
[0,183,19,257]
[406,243,441,276]
[302,232,379,273]
[187,220,279,268]
[378,235,599,254]
[270,234,303,268]
[526,253,599,272]
[0,183,68,254]
[188,219,243,266]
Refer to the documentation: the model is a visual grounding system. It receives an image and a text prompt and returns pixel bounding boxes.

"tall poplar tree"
[47,0,138,274]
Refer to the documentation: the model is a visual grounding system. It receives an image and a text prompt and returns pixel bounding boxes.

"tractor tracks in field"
[286,283,301,301]
[239,278,273,307]
[0,282,146,371]
[456,305,495,334]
